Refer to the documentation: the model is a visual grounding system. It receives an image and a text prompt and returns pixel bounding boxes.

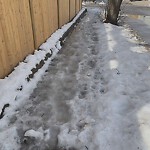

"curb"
[60,9,87,45]
[27,9,87,82]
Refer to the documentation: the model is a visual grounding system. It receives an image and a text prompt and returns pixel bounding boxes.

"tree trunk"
[105,0,123,25]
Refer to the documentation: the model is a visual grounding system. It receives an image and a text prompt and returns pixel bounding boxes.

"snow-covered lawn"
[0,7,150,150]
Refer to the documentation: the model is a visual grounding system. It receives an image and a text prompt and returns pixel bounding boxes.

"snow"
[0,8,85,149]
[0,127,20,150]
[24,128,50,141]
[137,105,150,149]
[24,129,44,140]
[98,1,106,5]
[55,8,150,150]
[1,7,150,150]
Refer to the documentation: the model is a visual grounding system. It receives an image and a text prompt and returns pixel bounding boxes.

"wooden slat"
[69,0,76,21]
[76,0,80,14]
[0,21,10,78]
[51,0,59,33]
[0,1,9,78]
[80,0,82,10]
[30,0,58,48]
[47,0,58,38]
[58,0,70,27]
[19,0,35,55]
[29,0,45,49]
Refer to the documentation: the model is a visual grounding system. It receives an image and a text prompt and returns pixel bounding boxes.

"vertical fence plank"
[51,0,59,33]
[69,0,76,21]
[1,0,21,69]
[80,0,82,10]
[41,0,51,41]
[76,0,80,14]
[0,22,10,78]
[48,0,58,38]
[58,0,70,27]
[29,0,45,49]
[0,1,10,78]
[20,0,35,55]
[30,0,58,49]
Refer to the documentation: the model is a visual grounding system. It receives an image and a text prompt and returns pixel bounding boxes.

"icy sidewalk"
[1,7,150,150]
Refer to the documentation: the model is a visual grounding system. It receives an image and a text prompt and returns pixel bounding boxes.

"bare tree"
[104,0,123,25]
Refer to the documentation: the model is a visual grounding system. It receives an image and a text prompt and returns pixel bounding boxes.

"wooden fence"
[0,0,82,78]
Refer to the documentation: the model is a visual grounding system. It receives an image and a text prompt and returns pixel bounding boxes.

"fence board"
[69,0,76,20]
[0,1,10,78]
[76,0,80,14]
[80,0,82,10]
[20,0,35,55]
[58,0,70,27]
[30,0,58,48]
[29,0,45,49]
[48,0,58,38]
[0,22,10,78]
